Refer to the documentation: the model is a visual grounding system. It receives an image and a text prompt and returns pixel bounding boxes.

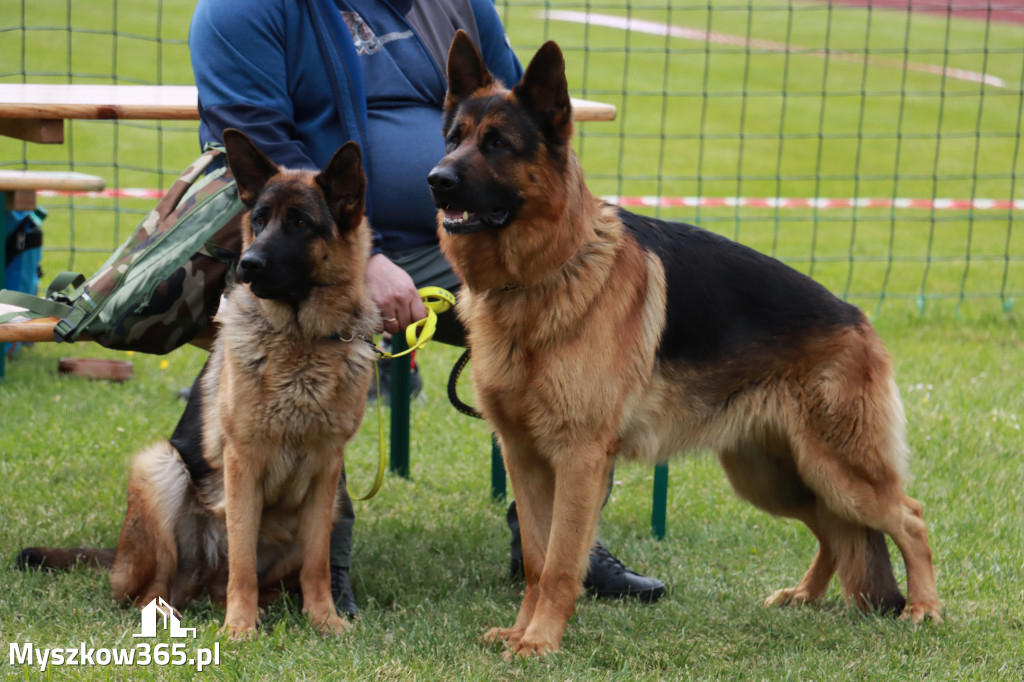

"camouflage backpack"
[0,145,243,354]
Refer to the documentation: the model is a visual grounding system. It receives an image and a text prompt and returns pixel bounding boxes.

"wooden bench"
[0,84,615,144]
[0,85,676,538]
[0,170,105,210]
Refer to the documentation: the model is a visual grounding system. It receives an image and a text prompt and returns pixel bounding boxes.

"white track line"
[545,10,1006,88]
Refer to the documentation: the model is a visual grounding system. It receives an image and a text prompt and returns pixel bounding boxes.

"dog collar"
[321,332,373,345]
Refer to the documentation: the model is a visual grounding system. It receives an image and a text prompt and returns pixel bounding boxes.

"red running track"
[823,0,1024,25]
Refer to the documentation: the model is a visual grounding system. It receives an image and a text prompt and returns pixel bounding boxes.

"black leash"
[447,349,484,419]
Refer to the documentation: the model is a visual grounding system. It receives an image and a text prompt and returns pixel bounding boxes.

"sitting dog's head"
[223,129,367,304]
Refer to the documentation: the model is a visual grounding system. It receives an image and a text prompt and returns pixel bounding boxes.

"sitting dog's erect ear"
[223,128,280,208]
[445,30,494,111]
[513,41,574,144]
[317,141,366,232]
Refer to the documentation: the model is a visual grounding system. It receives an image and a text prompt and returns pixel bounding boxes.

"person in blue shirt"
[178,0,665,618]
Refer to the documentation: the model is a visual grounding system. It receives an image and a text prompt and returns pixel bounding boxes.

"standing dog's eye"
[251,213,266,235]
[484,131,510,151]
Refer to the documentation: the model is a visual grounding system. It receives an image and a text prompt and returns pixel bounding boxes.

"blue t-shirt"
[189,0,522,252]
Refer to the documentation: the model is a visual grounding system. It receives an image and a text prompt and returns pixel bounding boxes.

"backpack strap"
[0,271,85,327]
[0,291,72,324]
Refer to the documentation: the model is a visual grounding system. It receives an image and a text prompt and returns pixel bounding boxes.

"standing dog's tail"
[836,526,907,614]
[15,547,116,571]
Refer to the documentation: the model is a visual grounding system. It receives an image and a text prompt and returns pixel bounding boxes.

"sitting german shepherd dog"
[429,31,942,657]
[19,129,378,638]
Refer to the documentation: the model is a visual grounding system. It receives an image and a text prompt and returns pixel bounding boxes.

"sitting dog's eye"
[251,214,266,234]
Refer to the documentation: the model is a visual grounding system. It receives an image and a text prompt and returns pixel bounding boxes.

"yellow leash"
[376,286,456,360]
[349,287,455,501]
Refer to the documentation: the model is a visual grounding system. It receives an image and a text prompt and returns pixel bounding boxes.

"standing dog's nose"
[427,164,459,192]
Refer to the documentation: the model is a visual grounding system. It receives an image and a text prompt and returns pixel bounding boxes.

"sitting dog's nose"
[237,251,266,282]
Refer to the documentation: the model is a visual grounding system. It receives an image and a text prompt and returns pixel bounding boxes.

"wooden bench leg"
[385,338,508,505]
[1,191,8,382]
[652,463,669,540]
[388,335,411,479]
[491,436,505,501]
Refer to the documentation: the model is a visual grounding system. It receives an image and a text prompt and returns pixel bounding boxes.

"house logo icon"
[133,597,197,639]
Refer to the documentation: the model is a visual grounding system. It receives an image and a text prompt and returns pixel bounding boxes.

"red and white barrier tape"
[38,188,1023,211]
[606,196,1024,211]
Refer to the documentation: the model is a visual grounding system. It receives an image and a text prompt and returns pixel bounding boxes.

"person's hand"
[365,253,427,336]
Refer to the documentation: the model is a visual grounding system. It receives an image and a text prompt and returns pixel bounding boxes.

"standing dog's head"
[223,128,367,305]
[428,31,575,237]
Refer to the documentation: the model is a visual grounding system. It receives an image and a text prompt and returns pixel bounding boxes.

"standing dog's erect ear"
[513,41,573,144]
[223,128,280,208]
[316,141,366,232]
[445,29,494,110]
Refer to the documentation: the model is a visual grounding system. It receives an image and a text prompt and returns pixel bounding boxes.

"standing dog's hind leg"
[882,495,941,622]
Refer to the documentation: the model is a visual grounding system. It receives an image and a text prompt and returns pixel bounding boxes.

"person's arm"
[190,0,317,169]
[470,0,524,87]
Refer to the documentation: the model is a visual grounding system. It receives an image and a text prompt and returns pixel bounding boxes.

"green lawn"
[1,0,1023,678]
[1,313,1022,679]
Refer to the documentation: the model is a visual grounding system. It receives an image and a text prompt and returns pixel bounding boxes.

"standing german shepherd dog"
[429,32,942,657]
[18,129,377,638]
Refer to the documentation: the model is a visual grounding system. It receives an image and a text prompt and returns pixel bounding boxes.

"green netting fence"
[2,0,1021,315]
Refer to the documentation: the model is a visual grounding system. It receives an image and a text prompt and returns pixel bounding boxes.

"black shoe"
[330,565,358,619]
[507,502,666,603]
[584,541,666,603]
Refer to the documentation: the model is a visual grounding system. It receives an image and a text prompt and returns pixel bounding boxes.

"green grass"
[1,313,1023,680]
[2,0,1024,678]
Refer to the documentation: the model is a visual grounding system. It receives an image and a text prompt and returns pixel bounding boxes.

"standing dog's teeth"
[463,211,469,221]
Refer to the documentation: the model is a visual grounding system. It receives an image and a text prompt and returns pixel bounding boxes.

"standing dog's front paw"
[507,631,559,659]
[899,601,943,624]
[763,587,820,608]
